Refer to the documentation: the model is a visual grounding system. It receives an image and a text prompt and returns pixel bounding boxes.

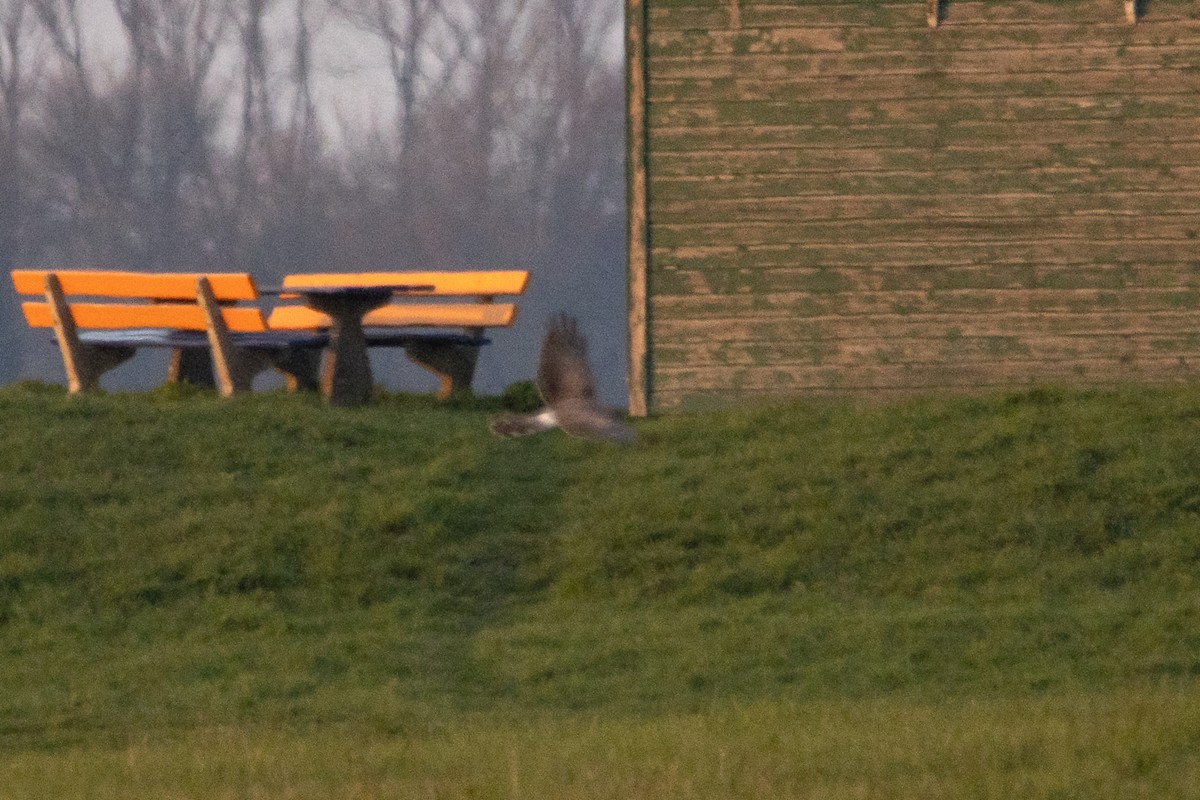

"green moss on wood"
[639,0,1200,404]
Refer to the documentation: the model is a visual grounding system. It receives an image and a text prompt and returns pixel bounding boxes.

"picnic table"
[268,271,529,404]
[263,283,433,406]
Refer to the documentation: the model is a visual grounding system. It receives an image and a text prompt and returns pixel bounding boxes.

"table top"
[260,284,435,298]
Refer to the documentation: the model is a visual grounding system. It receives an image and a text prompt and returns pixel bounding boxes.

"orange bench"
[12,270,326,395]
[267,271,529,398]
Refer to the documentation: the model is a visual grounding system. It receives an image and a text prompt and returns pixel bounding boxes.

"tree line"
[0,0,625,392]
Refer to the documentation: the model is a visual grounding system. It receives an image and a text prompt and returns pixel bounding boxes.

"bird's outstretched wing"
[555,400,637,444]
[491,313,635,444]
[537,314,595,405]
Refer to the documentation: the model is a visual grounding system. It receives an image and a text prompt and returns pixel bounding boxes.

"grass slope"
[1,381,1199,795]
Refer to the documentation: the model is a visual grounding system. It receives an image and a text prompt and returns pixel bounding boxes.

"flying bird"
[490,314,636,444]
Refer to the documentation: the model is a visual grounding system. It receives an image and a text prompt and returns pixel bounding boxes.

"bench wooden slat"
[78,330,211,348]
[12,270,258,301]
[363,331,487,347]
[267,302,518,331]
[280,271,529,297]
[22,301,268,332]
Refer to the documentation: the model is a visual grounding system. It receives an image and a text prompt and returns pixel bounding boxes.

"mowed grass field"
[1,381,1199,798]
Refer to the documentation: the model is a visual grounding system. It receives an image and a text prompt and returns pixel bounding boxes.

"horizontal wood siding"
[641,0,1200,409]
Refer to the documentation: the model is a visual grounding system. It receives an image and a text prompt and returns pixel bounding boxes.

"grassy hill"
[1,381,1199,797]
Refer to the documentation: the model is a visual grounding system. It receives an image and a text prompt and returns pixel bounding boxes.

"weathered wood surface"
[628,0,652,417]
[640,0,1200,408]
[648,1,1200,32]
[654,356,1199,399]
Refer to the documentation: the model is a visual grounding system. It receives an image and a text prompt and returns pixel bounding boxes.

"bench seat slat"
[280,271,529,297]
[76,331,323,349]
[364,331,488,348]
[12,270,258,301]
[72,330,320,349]
[78,329,211,348]
[266,302,518,331]
[23,302,268,332]
[227,330,328,349]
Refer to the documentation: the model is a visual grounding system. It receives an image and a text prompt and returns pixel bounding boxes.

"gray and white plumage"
[490,314,636,444]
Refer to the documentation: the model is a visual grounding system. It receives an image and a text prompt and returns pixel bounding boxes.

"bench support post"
[197,277,322,396]
[198,277,268,396]
[43,274,135,392]
[273,349,322,392]
[167,347,217,388]
[405,341,479,400]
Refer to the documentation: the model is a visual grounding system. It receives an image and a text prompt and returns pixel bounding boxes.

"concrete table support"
[284,285,431,406]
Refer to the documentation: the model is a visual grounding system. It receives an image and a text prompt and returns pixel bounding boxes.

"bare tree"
[4,0,628,396]
[29,0,84,78]
[27,0,116,264]
[254,0,336,281]
[202,0,277,272]
[327,0,621,274]
[28,0,229,268]
[328,0,455,155]
[0,0,36,381]
[112,0,230,267]
[325,0,468,270]
[1,0,33,266]
[237,0,274,146]
[525,0,623,244]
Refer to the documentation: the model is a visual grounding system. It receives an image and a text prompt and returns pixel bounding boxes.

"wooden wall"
[629,0,1200,411]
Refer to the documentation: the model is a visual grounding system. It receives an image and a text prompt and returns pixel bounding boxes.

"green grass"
[4,687,1199,800]
[1,381,1200,796]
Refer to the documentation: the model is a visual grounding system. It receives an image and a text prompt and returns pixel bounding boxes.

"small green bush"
[501,380,542,412]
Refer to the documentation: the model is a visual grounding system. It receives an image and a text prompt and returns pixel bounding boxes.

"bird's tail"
[489,412,551,438]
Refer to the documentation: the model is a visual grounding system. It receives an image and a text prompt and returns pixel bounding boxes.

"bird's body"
[490,407,559,438]
[490,315,636,444]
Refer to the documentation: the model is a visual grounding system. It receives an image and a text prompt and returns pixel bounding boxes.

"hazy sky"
[64,0,623,146]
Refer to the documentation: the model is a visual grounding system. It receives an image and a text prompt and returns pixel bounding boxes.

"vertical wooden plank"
[197,276,242,397]
[627,0,651,417]
[42,273,135,392]
[43,273,88,393]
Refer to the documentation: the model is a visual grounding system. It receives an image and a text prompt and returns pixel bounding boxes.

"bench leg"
[198,275,279,398]
[43,273,137,392]
[62,345,136,393]
[167,348,217,388]
[213,346,320,396]
[405,341,480,400]
[269,348,322,392]
[216,349,274,396]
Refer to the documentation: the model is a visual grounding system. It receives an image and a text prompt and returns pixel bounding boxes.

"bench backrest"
[267,270,529,331]
[12,270,268,332]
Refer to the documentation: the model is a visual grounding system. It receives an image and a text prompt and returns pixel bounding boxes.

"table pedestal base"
[322,320,374,406]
